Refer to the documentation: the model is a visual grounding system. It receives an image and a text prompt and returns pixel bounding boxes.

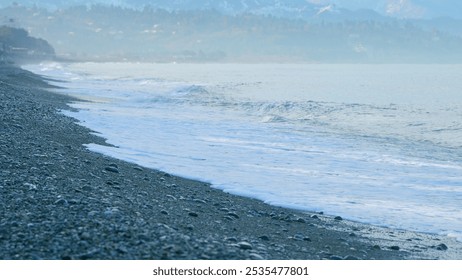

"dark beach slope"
[1,64,461,260]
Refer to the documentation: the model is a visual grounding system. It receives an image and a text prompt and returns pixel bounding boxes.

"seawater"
[26,63,462,241]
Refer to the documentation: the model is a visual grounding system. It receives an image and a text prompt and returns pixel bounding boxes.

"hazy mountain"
[2,0,461,19]
[2,4,461,63]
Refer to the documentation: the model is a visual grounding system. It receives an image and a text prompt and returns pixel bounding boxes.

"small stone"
[349,233,357,237]
[116,246,128,254]
[160,210,169,215]
[226,237,238,242]
[105,167,119,173]
[88,211,99,217]
[188,212,198,217]
[372,245,381,250]
[311,215,319,219]
[249,253,264,260]
[296,218,306,223]
[134,167,143,172]
[104,208,120,218]
[259,235,270,241]
[344,255,360,260]
[334,216,343,221]
[436,243,448,251]
[293,234,305,241]
[303,237,312,242]
[227,212,240,219]
[24,183,37,190]
[389,246,400,251]
[166,195,177,200]
[238,242,253,250]
[80,232,91,240]
[54,198,68,206]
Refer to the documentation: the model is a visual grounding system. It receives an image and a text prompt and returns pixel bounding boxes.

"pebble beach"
[1,64,461,260]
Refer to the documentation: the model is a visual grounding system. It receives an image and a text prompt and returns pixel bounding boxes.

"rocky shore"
[1,64,461,260]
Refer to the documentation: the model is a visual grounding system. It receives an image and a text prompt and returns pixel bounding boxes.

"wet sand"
[1,64,461,260]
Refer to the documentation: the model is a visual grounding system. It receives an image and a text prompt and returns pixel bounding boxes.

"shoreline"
[1,64,461,260]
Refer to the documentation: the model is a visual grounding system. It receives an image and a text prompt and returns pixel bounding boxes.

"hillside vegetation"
[0,25,55,64]
[2,4,461,63]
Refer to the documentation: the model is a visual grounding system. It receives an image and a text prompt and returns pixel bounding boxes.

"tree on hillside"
[0,26,55,63]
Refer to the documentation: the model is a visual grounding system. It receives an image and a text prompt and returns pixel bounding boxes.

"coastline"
[1,64,461,260]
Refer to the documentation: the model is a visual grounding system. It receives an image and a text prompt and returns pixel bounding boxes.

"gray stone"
[238,242,253,250]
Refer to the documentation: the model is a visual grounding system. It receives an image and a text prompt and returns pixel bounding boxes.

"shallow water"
[26,62,462,241]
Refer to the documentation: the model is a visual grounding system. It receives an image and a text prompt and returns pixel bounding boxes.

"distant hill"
[0,26,55,64]
[5,0,462,20]
[1,4,461,63]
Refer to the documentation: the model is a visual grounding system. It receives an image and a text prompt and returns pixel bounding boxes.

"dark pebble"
[188,212,198,217]
[227,212,240,219]
[259,235,270,241]
[389,246,400,251]
[311,215,319,219]
[334,216,343,221]
[105,167,119,173]
[436,243,448,251]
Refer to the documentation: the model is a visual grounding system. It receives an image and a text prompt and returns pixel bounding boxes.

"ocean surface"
[26,63,462,241]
